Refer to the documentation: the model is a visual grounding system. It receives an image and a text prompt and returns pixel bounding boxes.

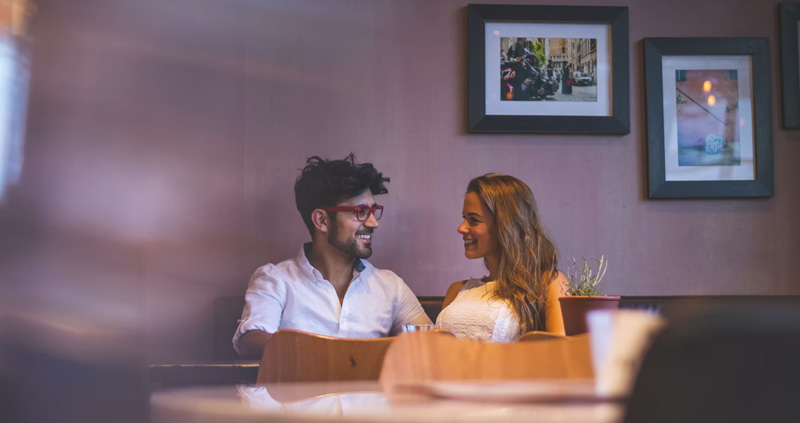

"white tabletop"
[151,380,624,423]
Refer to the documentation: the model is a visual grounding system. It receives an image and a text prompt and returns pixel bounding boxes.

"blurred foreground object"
[0,2,148,421]
[0,0,33,36]
[0,0,32,202]
[623,306,800,423]
[587,310,665,398]
[1,310,148,423]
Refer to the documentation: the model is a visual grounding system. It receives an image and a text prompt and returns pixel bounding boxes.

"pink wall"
[1,0,798,362]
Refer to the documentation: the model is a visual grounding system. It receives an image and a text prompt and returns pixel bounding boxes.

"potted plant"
[558,256,620,336]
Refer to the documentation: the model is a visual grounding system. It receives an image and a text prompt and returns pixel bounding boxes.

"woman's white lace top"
[435,278,519,342]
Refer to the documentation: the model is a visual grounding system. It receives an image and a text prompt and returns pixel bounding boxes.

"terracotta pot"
[558,296,621,336]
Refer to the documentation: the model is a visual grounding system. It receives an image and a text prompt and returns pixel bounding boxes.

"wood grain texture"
[519,331,567,342]
[379,332,594,392]
[257,330,395,384]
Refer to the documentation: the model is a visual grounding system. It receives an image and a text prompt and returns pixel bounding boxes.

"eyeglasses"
[323,205,384,222]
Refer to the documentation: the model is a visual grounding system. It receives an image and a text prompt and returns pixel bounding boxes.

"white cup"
[587,309,666,398]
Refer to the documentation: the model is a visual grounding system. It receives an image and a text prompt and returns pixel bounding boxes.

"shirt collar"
[296,243,321,281]
[297,242,369,282]
[354,257,366,272]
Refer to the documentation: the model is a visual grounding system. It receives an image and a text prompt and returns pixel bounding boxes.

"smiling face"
[457,192,499,262]
[327,189,379,259]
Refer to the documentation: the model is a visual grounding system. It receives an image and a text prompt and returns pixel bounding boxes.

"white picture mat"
[661,55,755,181]
[484,22,612,116]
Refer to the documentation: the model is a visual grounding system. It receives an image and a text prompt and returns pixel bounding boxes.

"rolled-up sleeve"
[390,279,432,334]
[232,266,286,354]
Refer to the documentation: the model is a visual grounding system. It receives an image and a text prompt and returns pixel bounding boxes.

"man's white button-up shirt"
[233,244,430,354]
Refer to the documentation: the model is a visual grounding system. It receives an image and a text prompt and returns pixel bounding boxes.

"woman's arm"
[441,281,465,310]
[544,272,568,335]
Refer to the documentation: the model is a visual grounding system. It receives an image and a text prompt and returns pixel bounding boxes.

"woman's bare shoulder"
[447,280,466,291]
[442,280,467,310]
[445,280,466,299]
[552,270,568,283]
[547,271,569,294]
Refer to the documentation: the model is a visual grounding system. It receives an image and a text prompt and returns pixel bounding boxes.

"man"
[506,37,530,62]
[233,154,431,359]
[546,62,556,80]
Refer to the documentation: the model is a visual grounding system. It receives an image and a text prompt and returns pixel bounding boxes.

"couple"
[233,154,566,359]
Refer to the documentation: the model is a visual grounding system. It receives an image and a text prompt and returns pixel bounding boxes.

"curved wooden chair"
[432,328,456,337]
[379,331,593,391]
[519,331,567,342]
[257,329,395,384]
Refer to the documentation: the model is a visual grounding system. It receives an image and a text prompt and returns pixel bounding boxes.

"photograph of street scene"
[501,37,597,102]
[675,69,741,166]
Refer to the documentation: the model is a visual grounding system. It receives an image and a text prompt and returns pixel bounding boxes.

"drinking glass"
[586,310,666,397]
[401,324,435,333]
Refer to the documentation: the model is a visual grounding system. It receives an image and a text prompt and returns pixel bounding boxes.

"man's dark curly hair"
[294,153,390,236]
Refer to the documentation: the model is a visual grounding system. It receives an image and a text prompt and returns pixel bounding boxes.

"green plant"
[564,255,608,296]
[530,40,547,69]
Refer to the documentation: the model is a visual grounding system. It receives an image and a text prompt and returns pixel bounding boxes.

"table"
[148,361,259,390]
[151,380,624,423]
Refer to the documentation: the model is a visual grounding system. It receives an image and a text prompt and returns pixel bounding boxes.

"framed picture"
[643,38,773,199]
[779,2,800,128]
[467,4,629,134]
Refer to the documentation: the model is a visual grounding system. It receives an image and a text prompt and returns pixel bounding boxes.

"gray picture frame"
[467,4,630,134]
[779,2,800,128]
[643,38,773,199]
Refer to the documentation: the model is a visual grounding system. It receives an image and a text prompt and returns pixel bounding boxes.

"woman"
[435,174,567,342]
[561,63,573,94]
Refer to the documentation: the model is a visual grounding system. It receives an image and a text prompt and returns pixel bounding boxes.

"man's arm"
[237,330,273,360]
[390,280,433,335]
[405,309,433,325]
[233,265,285,358]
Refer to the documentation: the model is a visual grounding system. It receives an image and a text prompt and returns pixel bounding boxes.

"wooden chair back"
[519,331,567,342]
[379,332,593,390]
[257,329,395,384]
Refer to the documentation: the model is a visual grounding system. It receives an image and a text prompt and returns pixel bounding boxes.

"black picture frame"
[643,38,773,199]
[467,4,629,134]
[779,2,800,128]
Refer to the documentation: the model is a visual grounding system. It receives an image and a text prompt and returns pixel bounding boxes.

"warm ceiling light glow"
[707,95,716,106]
[703,81,712,92]
[0,0,33,36]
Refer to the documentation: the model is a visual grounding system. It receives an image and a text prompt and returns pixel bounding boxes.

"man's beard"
[328,222,373,259]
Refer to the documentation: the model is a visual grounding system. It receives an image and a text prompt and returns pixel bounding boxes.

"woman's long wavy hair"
[467,173,558,334]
